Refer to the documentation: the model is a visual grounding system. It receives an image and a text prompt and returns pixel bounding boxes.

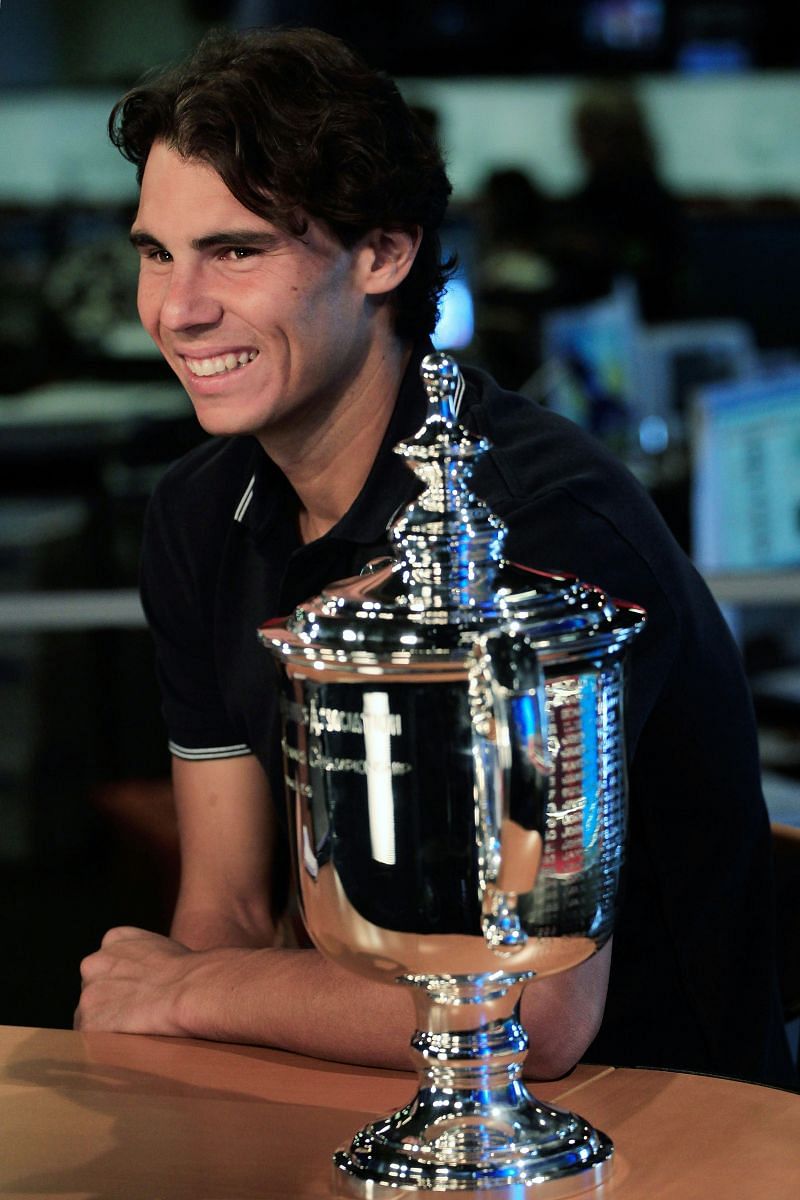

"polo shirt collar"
[239,339,433,550]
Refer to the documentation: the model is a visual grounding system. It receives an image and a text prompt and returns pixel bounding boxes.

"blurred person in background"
[472,167,560,389]
[550,79,688,322]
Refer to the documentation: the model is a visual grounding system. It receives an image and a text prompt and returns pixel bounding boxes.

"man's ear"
[359,226,422,296]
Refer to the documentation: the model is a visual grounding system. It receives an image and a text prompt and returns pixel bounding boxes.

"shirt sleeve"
[140,474,253,761]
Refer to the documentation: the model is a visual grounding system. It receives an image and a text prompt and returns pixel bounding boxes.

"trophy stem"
[333,975,613,1197]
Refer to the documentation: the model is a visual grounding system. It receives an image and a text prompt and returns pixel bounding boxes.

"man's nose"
[158,264,223,331]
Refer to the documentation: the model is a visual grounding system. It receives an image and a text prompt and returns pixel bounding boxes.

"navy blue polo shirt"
[140,344,797,1091]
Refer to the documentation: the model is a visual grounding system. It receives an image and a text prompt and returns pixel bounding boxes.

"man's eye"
[222,246,259,261]
[145,249,172,263]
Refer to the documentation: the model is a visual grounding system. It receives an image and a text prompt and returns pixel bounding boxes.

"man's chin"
[181,386,243,432]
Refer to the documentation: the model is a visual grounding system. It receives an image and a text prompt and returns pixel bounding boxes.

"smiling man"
[131,138,419,542]
[75,26,797,1093]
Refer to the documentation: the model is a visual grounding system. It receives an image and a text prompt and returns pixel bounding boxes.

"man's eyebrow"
[130,229,163,249]
[129,228,281,252]
[192,229,281,251]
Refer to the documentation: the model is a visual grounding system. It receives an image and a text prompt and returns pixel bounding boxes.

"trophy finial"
[420,351,462,421]
[390,354,506,610]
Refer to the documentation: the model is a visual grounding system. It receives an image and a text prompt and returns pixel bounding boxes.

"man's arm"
[167,755,279,950]
[77,924,610,1077]
[77,754,611,1077]
[76,935,610,1078]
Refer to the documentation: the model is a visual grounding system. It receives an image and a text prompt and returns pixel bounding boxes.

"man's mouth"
[184,350,259,378]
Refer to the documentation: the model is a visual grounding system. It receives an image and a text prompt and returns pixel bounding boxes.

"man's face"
[132,141,376,441]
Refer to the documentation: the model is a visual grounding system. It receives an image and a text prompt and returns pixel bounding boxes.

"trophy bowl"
[260,354,645,1196]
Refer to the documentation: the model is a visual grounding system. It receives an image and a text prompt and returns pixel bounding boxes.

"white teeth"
[186,351,258,377]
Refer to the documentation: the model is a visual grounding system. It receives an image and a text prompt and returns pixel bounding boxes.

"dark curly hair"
[109,26,453,340]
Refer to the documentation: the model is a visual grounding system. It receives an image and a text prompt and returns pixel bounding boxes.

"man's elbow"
[519,943,612,1080]
[170,899,278,951]
[522,1012,603,1080]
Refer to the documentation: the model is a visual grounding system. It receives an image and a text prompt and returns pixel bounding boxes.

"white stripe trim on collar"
[234,473,255,523]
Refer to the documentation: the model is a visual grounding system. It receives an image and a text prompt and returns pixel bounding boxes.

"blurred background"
[2,0,800,1048]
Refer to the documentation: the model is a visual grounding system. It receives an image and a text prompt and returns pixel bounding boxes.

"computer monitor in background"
[432,212,476,353]
[691,370,800,573]
[541,286,762,462]
[539,280,643,447]
[636,318,759,450]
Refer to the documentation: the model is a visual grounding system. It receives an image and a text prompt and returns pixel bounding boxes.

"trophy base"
[332,1098,612,1196]
[332,974,612,1196]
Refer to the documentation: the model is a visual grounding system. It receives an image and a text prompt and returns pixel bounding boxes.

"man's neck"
[259,335,413,544]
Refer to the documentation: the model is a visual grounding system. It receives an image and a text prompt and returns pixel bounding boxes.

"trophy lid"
[260,353,644,672]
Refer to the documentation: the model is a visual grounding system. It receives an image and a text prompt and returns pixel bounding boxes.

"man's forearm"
[173,945,416,1069]
[175,944,609,1077]
[77,930,415,1070]
[77,927,610,1078]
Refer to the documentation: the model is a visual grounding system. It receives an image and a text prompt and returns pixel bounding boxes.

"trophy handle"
[469,633,549,955]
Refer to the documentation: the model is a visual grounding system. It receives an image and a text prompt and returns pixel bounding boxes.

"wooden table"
[1,1024,798,1198]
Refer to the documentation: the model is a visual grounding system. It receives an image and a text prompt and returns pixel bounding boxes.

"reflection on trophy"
[260,353,645,1195]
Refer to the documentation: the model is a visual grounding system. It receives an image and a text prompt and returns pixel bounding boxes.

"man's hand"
[73,927,413,1067]
[75,926,198,1036]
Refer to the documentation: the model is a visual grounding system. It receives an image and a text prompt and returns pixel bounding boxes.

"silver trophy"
[260,353,645,1196]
